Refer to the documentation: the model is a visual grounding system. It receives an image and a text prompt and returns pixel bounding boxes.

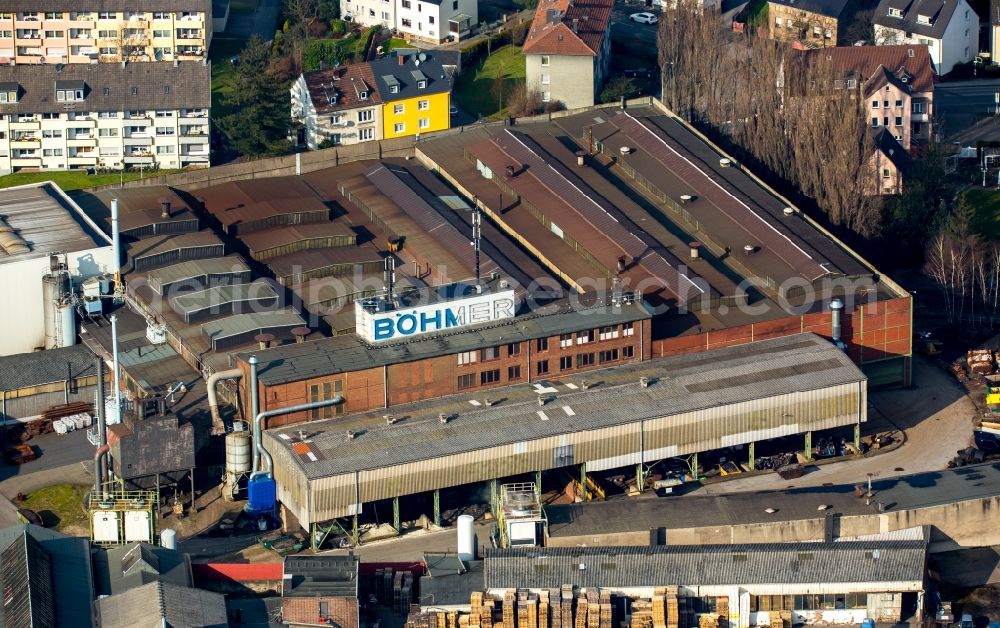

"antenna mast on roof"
[471,203,482,293]
[383,256,396,305]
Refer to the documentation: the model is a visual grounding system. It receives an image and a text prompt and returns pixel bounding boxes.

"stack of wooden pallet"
[629,600,654,628]
[651,591,666,628]
[539,590,550,628]
[716,597,729,628]
[575,591,589,628]
[561,586,573,628]
[665,587,679,628]
[503,589,517,628]
[698,615,718,628]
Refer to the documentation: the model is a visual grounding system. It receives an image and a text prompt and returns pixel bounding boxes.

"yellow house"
[371,53,451,140]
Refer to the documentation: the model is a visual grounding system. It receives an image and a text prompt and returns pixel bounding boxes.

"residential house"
[291,63,383,149]
[372,53,450,139]
[768,0,849,48]
[869,127,914,194]
[811,44,934,150]
[873,0,979,73]
[0,3,212,65]
[395,0,477,45]
[281,554,359,628]
[523,0,614,110]
[341,0,476,44]
[0,61,210,173]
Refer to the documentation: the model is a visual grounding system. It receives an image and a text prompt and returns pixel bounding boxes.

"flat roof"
[197,178,332,233]
[266,333,865,479]
[201,309,306,343]
[0,183,110,265]
[74,187,197,235]
[244,296,652,386]
[484,539,926,589]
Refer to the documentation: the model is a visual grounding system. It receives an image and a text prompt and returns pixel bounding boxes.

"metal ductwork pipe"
[111,314,122,425]
[830,298,844,343]
[250,356,260,472]
[207,368,242,436]
[251,396,344,480]
[94,444,109,498]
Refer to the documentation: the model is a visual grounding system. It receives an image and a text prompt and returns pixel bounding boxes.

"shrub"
[330,19,347,38]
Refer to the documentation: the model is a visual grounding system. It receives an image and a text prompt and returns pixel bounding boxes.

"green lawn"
[380,37,415,54]
[19,484,90,533]
[964,188,1000,241]
[452,45,526,120]
[0,168,183,191]
[209,35,249,118]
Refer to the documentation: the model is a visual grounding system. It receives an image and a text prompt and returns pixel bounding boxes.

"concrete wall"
[548,494,1000,553]
[526,53,595,110]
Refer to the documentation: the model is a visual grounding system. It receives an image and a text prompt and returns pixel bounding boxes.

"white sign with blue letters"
[355,290,518,343]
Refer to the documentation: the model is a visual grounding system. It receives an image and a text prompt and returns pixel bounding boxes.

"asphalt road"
[935,78,1000,141]
[0,429,93,486]
[611,3,661,53]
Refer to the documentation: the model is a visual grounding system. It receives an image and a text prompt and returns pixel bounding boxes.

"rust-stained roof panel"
[239,222,357,257]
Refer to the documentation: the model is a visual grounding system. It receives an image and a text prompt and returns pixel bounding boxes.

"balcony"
[67,137,96,147]
[180,153,210,163]
[123,154,154,164]
[126,116,152,126]
[68,155,97,164]
[11,157,41,167]
[178,14,204,22]
[123,18,148,28]
[179,134,208,144]
[10,138,40,148]
[124,135,152,146]
[10,120,40,130]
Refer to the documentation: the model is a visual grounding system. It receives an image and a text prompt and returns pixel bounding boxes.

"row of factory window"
[309,380,345,420]
[750,593,869,612]
[457,347,635,390]
[456,323,635,367]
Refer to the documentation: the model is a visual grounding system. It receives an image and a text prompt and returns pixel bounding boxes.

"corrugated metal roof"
[0,344,96,392]
[142,256,251,295]
[0,183,109,266]
[268,333,864,479]
[96,581,228,628]
[484,541,926,589]
[169,283,279,316]
[242,298,651,386]
[364,162,501,282]
[93,543,190,596]
[128,231,225,271]
[473,130,710,303]
[267,246,384,280]
[610,113,831,281]
[283,555,358,598]
[240,222,357,257]
[200,309,306,343]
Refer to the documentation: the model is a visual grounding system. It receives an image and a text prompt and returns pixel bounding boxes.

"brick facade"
[282,596,358,627]
[247,318,653,428]
[652,296,912,384]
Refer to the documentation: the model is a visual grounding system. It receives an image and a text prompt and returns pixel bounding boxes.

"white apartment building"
[0,62,210,173]
[0,2,211,66]
[342,0,476,44]
[873,0,979,74]
[291,63,384,149]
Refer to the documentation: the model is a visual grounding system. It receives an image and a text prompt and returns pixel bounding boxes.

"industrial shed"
[265,333,867,529]
[0,344,101,421]
[484,531,928,626]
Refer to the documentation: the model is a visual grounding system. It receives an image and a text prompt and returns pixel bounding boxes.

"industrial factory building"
[0,182,115,356]
[482,528,929,626]
[264,333,867,533]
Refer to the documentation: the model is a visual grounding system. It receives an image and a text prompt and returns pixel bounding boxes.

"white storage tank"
[160,528,177,550]
[225,431,253,474]
[457,514,476,561]
[42,273,69,350]
[56,299,76,347]
[92,511,120,543]
[124,510,152,543]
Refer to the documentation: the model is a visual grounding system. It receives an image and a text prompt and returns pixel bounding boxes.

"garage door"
[862,357,907,389]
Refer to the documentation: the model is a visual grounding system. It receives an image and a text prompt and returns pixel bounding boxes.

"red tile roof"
[808,45,934,94]
[522,0,613,56]
[303,63,382,114]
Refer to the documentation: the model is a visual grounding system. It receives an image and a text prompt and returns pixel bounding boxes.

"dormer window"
[916,13,930,24]
[417,79,427,88]
[55,80,86,102]
[390,84,399,93]
[359,90,368,99]
[889,7,902,17]
[0,82,19,103]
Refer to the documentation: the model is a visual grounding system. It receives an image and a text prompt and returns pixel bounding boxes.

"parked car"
[629,12,658,24]
[960,614,974,628]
